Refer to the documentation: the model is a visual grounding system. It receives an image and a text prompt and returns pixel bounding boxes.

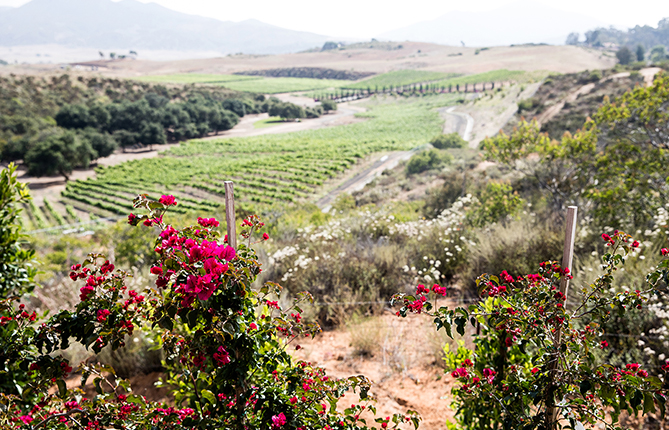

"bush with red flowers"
[0,186,419,429]
[394,230,669,430]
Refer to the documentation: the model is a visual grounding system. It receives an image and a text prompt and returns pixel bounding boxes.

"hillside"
[0,0,332,56]
[18,43,615,79]
[379,0,609,47]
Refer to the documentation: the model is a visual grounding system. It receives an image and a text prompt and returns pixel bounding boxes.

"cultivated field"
[19,94,457,228]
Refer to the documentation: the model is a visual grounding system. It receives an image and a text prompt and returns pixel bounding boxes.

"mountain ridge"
[0,0,333,55]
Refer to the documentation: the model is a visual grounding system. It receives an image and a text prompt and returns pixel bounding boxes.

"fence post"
[545,206,578,429]
[560,206,578,297]
[224,181,237,248]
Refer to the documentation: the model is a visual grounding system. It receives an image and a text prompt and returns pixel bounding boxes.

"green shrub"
[468,181,524,227]
[517,97,539,113]
[430,132,466,149]
[406,149,451,175]
[321,99,337,112]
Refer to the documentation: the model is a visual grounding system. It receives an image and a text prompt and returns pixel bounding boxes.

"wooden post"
[545,206,578,429]
[560,206,578,297]
[224,181,237,248]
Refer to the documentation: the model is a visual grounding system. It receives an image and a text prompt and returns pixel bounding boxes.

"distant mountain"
[0,0,332,55]
[379,1,610,47]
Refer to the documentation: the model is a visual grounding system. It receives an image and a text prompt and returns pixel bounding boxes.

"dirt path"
[316,150,421,211]
[197,102,366,140]
[438,106,474,145]
[315,99,484,210]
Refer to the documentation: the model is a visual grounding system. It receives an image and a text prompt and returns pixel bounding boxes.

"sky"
[0,0,668,39]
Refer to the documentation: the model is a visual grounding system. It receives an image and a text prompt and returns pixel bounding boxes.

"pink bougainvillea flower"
[159,195,177,206]
[218,245,236,261]
[213,346,230,366]
[96,309,110,323]
[197,217,220,228]
[432,284,447,296]
[271,412,287,428]
[416,284,430,294]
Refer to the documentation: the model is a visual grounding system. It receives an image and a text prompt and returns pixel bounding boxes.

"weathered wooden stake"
[545,205,578,429]
[560,206,578,297]
[224,181,237,249]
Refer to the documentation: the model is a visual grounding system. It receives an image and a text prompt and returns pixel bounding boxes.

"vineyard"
[20,198,84,232]
[307,69,542,101]
[130,69,541,96]
[24,94,458,227]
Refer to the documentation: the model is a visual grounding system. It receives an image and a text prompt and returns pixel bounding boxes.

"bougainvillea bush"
[394,231,669,430]
[0,169,419,429]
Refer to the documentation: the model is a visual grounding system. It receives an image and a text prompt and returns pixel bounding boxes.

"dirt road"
[316,102,482,211]
[316,150,422,211]
[438,106,474,145]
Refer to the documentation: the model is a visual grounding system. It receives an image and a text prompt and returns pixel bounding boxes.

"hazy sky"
[0,0,667,39]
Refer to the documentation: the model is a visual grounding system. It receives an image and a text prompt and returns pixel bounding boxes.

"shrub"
[430,132,466,149]
[394,231,669,429]
[467,181,523,227]
[406,148,451,175]
[321,99,337,112]
[305,105,323,118]
[616,46,633,65]
[1,191,420,429]
[517,97,539,113]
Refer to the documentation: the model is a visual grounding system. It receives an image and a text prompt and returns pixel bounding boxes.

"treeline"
[0,75,311,180]
[568,17,669,61]
[234,67,374,81]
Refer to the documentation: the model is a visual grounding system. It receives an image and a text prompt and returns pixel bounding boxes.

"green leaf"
[57,379,67,398]
[201,389,217,405]
[579,380,592,396]
[643,392,656,414]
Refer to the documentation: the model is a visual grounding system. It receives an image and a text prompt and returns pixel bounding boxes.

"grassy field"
[134,73,261,84]
[218,77,345,94]
[57,94,461,215]
[342,70,459,90]
[253,117,284,129]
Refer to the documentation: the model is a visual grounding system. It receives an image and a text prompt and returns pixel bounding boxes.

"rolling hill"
[0,0,332,55]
